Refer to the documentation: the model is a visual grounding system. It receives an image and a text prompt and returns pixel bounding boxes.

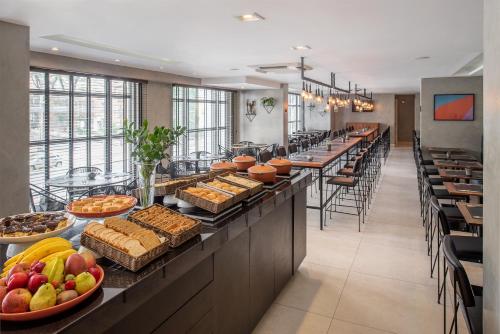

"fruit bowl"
[0,265,104,322]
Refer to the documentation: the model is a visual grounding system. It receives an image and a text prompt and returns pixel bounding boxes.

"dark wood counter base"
[1,172,312,334]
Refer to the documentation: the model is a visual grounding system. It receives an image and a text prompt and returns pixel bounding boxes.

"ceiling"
[0,0,483,93]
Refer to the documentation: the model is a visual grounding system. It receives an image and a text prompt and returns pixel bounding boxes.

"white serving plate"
[0,212,75,245]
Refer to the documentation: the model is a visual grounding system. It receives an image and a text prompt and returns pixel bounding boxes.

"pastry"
[129,205,199,236]
[69,195,136,214]
[0,212,68,237]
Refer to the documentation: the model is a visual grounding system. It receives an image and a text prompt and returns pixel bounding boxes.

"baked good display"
[220,174,261,188]
[0,213,68,238]
[183,187,231,204]
[129,205,199,236]
[205,180,246,194]
[84,220,163,257]
[67,195,137,218]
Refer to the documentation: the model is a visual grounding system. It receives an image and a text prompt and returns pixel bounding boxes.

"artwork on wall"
[434,94,475,121]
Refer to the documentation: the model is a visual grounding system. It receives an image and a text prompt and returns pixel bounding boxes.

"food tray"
[178,203,243,223]
[175,184,236,214]
[81,232,169,272]
[128,204,202,247]
[0,212,75,244]
[216,172,264,196]
[155,177,198,196]
[200,177,251,203]
[66,195,137,219]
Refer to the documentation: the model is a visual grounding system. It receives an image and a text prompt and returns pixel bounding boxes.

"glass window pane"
[73,76,87,93]
[112,98,124,135]
[49,95,70,140]
[90,139,106,170]
[73,141,88,169]
[30,72,45,90]
[48,142,69,178]
[30,94,45,142]
[49,74,70,91]
[30,145,46,186]
[111,80,124,95]
[91,77,105,94]
[111,137,125,173]
[74,96,88,138]
[91,97,106,137]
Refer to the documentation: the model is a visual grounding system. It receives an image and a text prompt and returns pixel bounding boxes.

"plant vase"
[136,160,159,207]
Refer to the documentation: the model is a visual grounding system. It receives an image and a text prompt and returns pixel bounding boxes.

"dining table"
[443,182,483,199]
[438,168,483,181]
[433,159,483,170]
[431,153,477,161]
[427,147,466,153]
[171,154,225,173]
[456,202,483,235]
[349,128,378,147]
[289,137,363,230]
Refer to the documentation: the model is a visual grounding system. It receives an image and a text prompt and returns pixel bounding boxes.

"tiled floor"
[253,147,473,334]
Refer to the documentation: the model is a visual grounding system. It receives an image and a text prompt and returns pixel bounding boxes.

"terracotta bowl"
[232,155,256,171]
[267,157,292,175]
[210,160,238,173]
[247,164,277,183]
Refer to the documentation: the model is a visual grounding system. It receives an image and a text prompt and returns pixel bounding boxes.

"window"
[29,69,142,198]
[172,85,233,156]
[288,93,302,134]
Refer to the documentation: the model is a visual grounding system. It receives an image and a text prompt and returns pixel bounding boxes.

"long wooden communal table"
[290,137,363,230]
[433,159,483,170]
[438,168,483,182]
[349,128,378,147]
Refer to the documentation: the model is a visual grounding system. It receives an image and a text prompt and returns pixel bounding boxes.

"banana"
[3,252,23,267]
[40,249,76,264]
[19,242,72,265]
[42,257,64,283]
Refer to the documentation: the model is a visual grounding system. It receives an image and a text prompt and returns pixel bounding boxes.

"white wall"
[0,21,30,215]
[335,94,397,144]
[238,87,288,145]
[483,0,500,331]
[303,103,332,131]
[420,76,483,152]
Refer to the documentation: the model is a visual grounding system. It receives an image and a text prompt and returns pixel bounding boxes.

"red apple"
[0,277,7,287]
[30,261,45,274]
[7,263,29,280]
[64,280,75,290]
[7,272,29,291]
[1,288,32,313]
[27,274,48,294]
[65,254,87,276]
[87,267,101,282]
[79,252,96,269]
[0,286,7,304]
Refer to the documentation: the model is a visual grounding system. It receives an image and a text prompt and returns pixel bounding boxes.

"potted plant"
[260,97,276,113]
[124,120,186,207]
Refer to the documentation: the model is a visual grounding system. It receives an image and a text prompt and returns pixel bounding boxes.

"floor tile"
[276,262,349,317]
[328,319,393,334]
[252,303,332,334]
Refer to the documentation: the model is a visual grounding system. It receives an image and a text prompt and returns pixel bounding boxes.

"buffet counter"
[1,171,312,334]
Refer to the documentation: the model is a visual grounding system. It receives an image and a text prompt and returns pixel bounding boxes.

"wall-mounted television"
[434,94,475,121]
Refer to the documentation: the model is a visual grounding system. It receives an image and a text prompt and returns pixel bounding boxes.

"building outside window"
[29,69,142,200]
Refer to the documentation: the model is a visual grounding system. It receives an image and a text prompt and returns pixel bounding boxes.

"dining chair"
[29,184,68,212]
[67,166,102,175]
[258,150,273,163]
[442,235,482,334]
[276,146,287,157]
[288,143,298,156]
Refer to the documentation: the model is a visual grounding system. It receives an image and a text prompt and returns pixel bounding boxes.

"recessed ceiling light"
[114,59,120,62]
[415,56,430,60]
[159,65,164,70]
[236,12,265,22]
[51,47,59,51]
[292,45,311,51]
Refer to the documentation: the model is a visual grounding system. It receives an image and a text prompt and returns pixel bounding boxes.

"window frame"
[29,67,143,193]
[172,84,234,157]
[288,93,303,134]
